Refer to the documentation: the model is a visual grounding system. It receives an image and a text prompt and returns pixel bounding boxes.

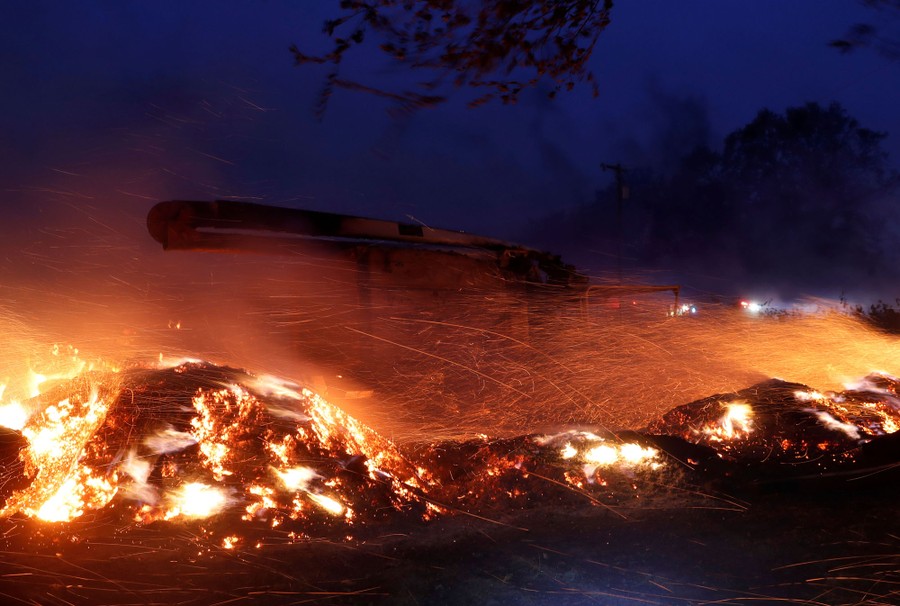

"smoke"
[618,80,714,175]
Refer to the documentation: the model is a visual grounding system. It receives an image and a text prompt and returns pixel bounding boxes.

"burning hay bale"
[645,375,900,484]
[0,360,682,535]
[0,361,432,535]
[1,360,899,540]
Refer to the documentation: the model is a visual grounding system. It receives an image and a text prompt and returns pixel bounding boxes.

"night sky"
[2,1,899,298]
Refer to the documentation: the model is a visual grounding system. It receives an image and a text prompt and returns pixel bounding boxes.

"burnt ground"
[1,479,898,606]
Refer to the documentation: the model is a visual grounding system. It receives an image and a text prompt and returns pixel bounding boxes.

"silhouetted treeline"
[857,299,900,334]
[527,102,900,294]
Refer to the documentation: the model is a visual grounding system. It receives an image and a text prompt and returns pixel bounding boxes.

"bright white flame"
[704,402,754,441]
[534,430,607,446]
[28,371,47,398]
[121,451,158,503]
[251,375,305,401]
[222,535,239,549]
[3,387,114,522]
[35,477,82,522]
[168,483,227,519]
[32,469,116,522]
[144,427,197,454]
[307,493,344,516]
[276,467,319,492]
[584,444,618,466]
[619,443,658,464]
[810,410,861,440]
[0,402,28,430]
[741,300,763,314]
[560,443,578,459]
[724,403,752,433]
[794,390,825,402]
[156,354,203,369]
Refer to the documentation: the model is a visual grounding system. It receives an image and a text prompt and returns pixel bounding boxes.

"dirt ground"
[2,477,897,606]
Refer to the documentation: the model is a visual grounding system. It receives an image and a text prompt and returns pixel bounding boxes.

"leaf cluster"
[290,0,613,117]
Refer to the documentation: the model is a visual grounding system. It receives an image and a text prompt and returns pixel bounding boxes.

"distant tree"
[856,298,900,334]
[715,102,896,280]
[528,102,899,291]
[722,103,892,195]
[291,0,613,117]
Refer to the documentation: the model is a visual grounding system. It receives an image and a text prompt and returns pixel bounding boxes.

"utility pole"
[601,162,628,283]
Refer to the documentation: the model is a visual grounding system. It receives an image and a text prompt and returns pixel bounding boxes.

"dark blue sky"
[1,1,898,284]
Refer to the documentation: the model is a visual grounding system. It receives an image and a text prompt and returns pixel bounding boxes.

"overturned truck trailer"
[147,199,591,287]
[146,200,679,376]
